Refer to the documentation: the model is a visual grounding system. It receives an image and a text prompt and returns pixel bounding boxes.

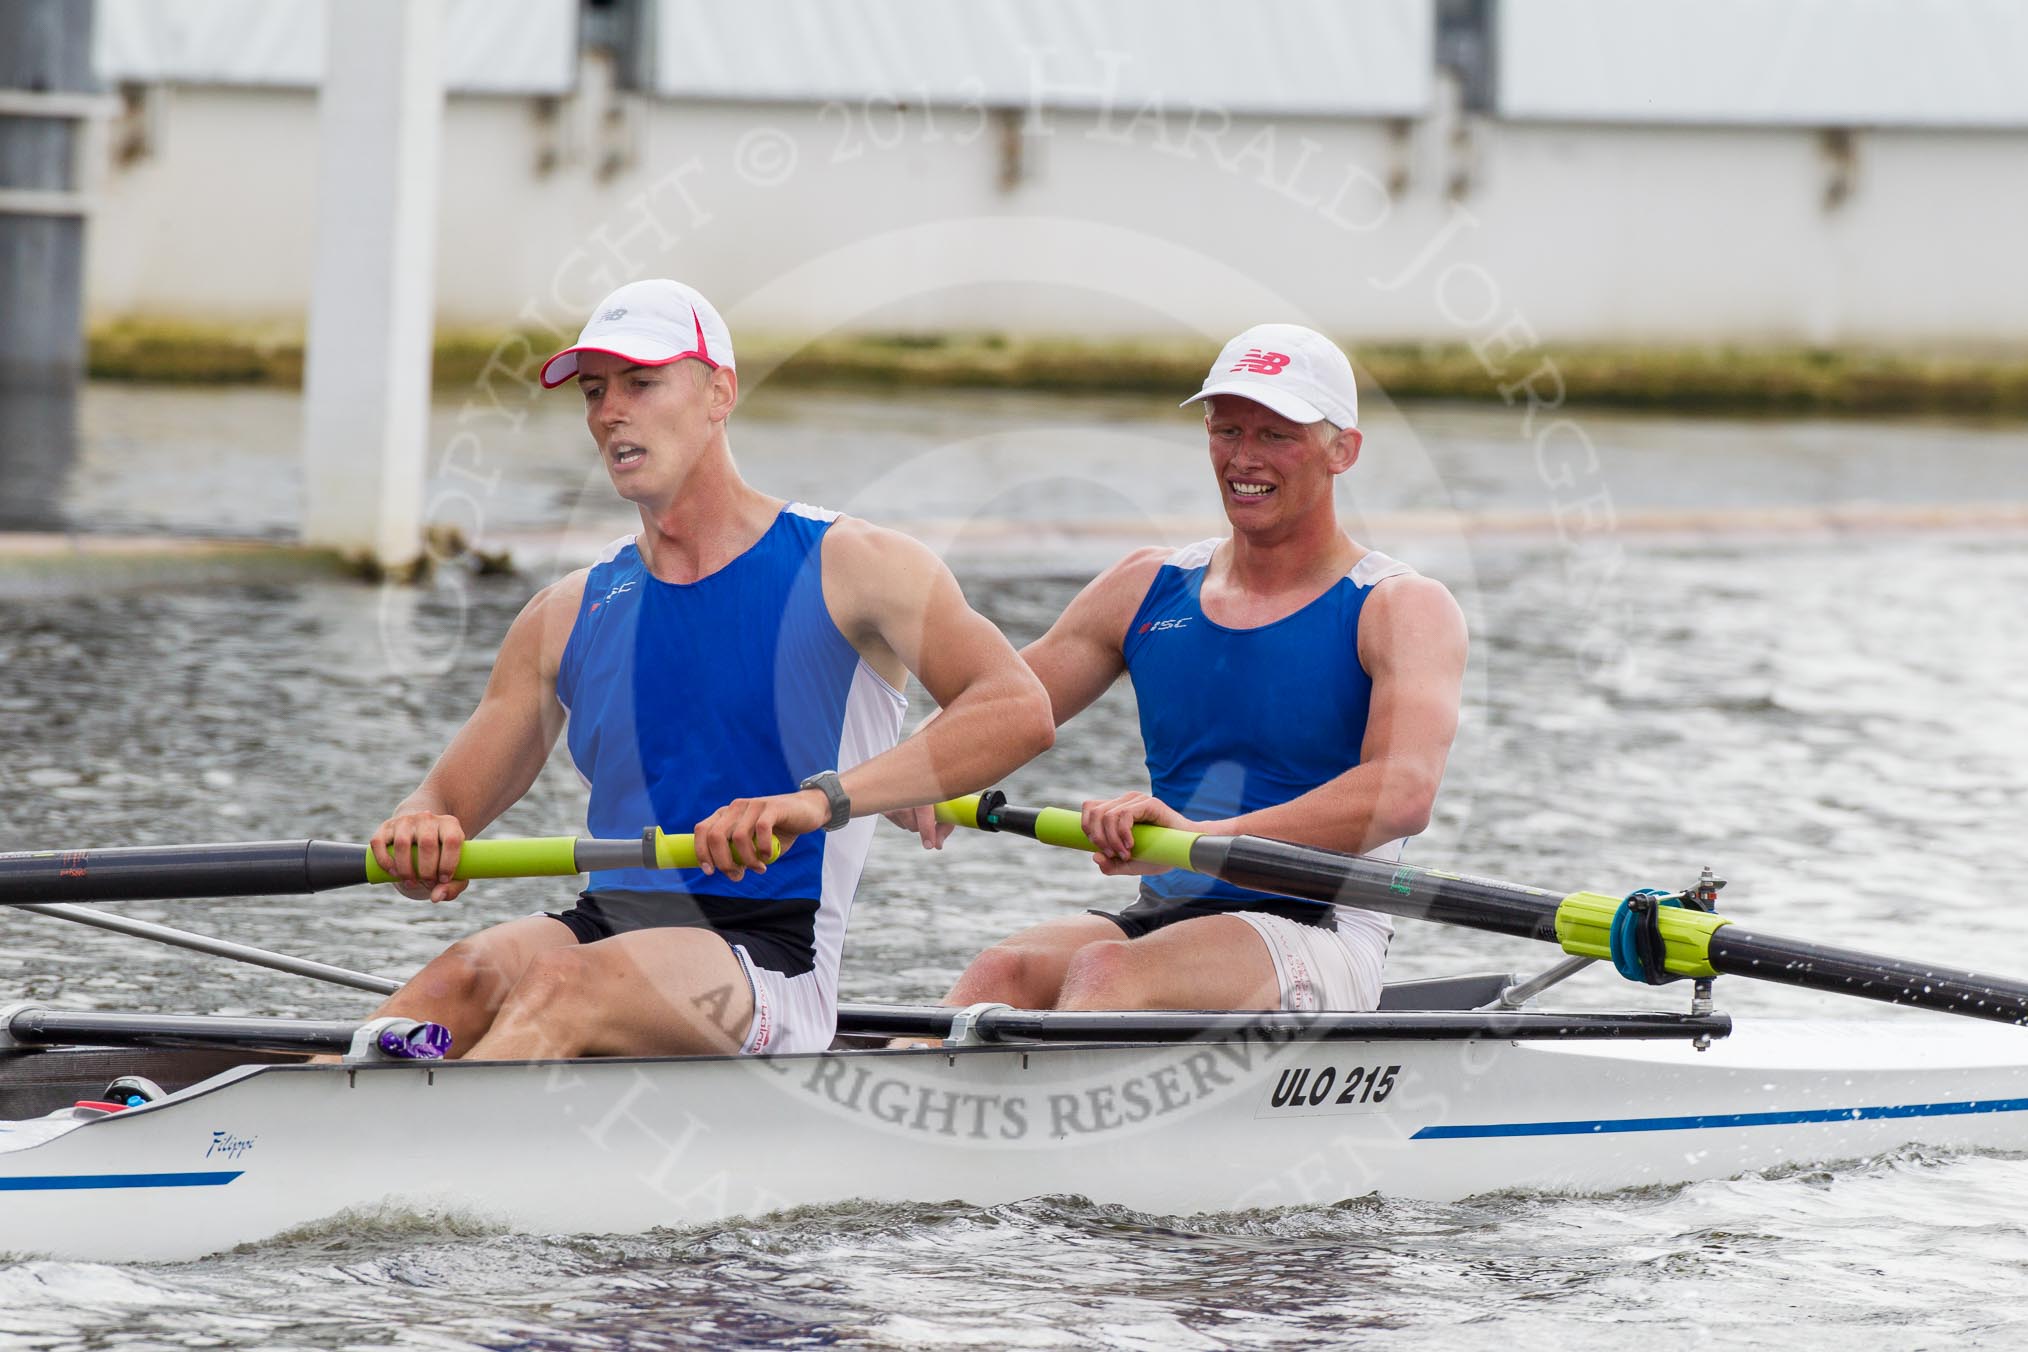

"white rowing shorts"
[729,943,837,1055]
[1236,909,1390,1012]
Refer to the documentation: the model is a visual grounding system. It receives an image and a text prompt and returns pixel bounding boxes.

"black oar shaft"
[0,841,368,903]
[1708,927,2028,1024]
[0,831,730,905]
[1195,835,1564,943]
[969,796,2028,1028]
[1237,840,2028,1026]
[980,803,1565,941]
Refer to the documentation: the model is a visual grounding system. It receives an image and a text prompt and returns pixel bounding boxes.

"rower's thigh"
[1110,913,1281,1010]
[562,927,757,1057]
[951,913,1125,1007]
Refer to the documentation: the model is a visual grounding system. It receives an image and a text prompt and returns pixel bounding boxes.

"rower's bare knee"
[495,947,592,1021]
[1057,940,1144,1010]
[951,941,1065,1009]
[435,938,499,995]
[396,937,512,1017]
[960,944,1033,999]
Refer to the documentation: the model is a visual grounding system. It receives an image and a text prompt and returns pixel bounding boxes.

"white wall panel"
[93,0,578,94]
[1499,0,2028,127]
[82,87,2028,346]
[653,0,1433,116]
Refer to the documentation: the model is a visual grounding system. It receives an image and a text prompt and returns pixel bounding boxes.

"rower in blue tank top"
[344,279,1053,1062]
[1117,536,1417,928]
[907,323,1468,1017]
[551,506,908,995]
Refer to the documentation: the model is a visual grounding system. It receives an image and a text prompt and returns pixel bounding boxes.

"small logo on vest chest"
[1138,616,1193,634]
[588,578,635,616]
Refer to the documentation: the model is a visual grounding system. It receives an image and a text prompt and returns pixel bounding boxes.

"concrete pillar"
[0,388,75,530]
[300,0,446,570]
[0,0,95,532]
[0,0,95,388]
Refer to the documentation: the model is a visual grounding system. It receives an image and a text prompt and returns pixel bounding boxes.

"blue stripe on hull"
[1414,1096,2028,1140]
[0,1170,244,1191]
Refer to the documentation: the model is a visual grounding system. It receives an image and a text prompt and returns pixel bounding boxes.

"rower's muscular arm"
[1019,546,1169,724]
[1219,575,1467,852]
[371,572,582,898]
[877,545,1168,850]
[823,521,1055,816]
[689,521,1055,878]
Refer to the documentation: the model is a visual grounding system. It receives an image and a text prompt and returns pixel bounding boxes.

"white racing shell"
[5,1017,2028,1261]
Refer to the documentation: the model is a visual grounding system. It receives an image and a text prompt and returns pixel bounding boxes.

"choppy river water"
[2,383,2027,1348]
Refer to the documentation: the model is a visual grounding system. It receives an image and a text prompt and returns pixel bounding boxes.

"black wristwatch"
[798,770,852,831]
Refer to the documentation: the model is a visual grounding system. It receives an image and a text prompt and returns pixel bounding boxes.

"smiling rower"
[896,323,1467,1016]
[356,278,1052,1060]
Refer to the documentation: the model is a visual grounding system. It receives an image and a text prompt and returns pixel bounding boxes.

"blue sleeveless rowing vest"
[1121,539,1412,918]
[553,505,905,975]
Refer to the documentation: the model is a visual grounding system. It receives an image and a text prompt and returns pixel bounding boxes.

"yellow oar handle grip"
[933,795,985,827]
[364,836,582,884]
[363,830,782,884]
[933,794,1199,869]
[1021,807,1197,868]
[650,828,783,870]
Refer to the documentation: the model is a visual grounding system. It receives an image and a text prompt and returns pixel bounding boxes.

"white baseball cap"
[540,279,736,389]
[1180,323,1358,430]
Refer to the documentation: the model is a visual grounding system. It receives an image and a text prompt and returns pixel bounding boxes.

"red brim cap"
[543,336,715,389]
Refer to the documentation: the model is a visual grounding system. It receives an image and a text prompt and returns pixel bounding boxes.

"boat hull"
[5,1018,2027,1261]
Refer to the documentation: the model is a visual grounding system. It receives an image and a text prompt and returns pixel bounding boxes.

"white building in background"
[80,0,2028,349]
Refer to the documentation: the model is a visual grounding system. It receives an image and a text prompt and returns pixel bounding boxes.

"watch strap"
[799,770,851,832]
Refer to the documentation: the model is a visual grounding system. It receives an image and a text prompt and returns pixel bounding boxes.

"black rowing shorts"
[545,888,817,977]
[1092,883,1335,940]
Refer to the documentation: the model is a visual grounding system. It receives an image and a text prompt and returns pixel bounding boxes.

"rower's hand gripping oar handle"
[934,791,1199,869]
[363,828,783,885]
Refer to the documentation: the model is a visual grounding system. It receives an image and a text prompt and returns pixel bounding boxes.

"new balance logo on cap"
[1181,323,1359,430]
[1230,350,1291,375]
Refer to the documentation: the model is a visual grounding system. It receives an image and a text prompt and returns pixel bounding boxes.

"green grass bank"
[86,321,2028,419]
[0,536,352,598]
